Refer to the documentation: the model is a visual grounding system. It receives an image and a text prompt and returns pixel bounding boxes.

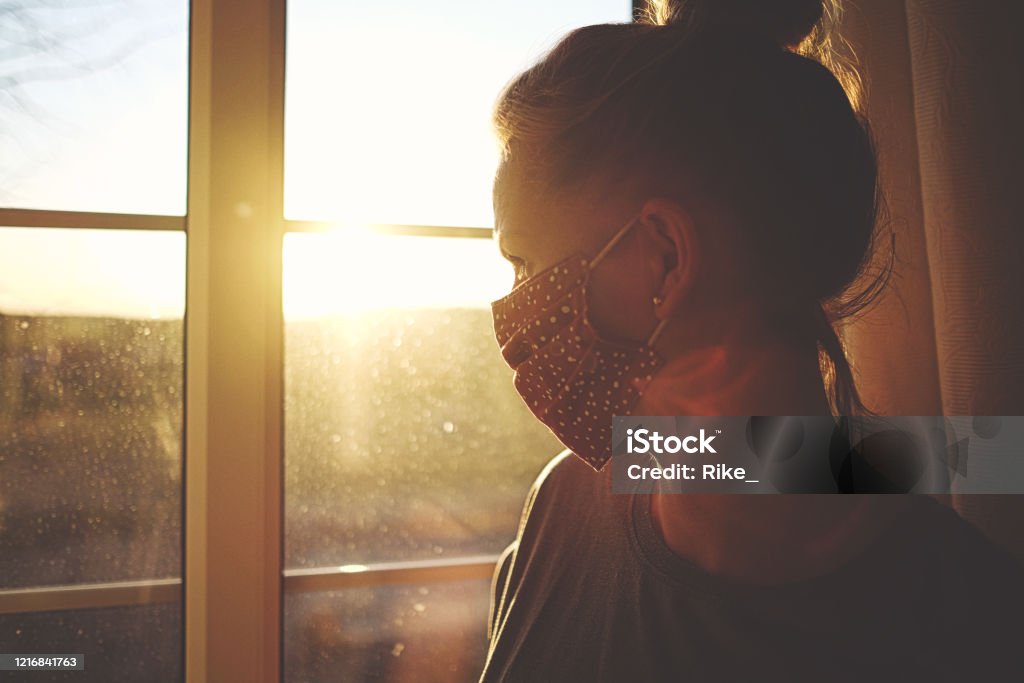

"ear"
[639,197,698,318]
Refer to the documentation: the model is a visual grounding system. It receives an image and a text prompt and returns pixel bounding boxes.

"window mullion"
[185,0,285,681]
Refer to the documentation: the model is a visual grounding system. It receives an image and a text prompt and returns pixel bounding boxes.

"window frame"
[0,0,644,680]
[182,0,285,679]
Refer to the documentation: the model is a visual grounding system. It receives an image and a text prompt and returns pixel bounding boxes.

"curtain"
[842,0,1024,563]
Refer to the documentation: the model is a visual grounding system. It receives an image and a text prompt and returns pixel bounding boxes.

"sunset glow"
[283,229,513,319]
[0,228,185,319]
[284,1,633,227]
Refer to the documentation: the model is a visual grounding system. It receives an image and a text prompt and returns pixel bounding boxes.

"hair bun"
[647,0,825,49]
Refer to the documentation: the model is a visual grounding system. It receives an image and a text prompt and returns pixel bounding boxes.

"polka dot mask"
[490,215,669,472]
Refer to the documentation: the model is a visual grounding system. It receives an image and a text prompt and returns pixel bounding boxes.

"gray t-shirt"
[479,452,1024,682]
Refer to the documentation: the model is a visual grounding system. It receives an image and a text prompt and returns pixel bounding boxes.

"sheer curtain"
[842,0,1024,562]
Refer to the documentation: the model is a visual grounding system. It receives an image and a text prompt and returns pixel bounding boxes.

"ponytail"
[814,303,868,416]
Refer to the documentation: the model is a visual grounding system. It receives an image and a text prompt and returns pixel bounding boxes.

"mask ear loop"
[647,317,670,348]
[588,214,642,269]
[589,213,671,350]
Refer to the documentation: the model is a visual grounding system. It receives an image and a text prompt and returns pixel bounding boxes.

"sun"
[282,227,513,319]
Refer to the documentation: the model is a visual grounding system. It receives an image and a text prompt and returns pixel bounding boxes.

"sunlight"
[0,228,186,319]
[0,227,509,320]
[283,228,513,319]
[0,0,188,215]
[284,0,633,227]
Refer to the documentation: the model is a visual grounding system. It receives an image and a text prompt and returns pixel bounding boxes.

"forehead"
[492,159,563,247]
[492,157,632,261]
[492,160,527,233]
[492,167,524,252]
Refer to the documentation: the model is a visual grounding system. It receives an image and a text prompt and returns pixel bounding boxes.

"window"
[0,0,188,677]
[1,1,635,680]
[0,231,185,682]
[285,0,634,227]
[0,0,188,215]
[283,2,633,679]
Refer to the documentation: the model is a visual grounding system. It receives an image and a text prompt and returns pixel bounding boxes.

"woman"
[480,1,1023,681]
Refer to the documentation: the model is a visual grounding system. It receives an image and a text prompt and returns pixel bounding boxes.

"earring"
[652,295,664,306]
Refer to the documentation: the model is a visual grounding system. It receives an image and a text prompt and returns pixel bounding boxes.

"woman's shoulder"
[897,496,1021,564]
[530,449,587,493]
[487,451,603,639]
[521,449,609,515]
[507,449,617,555]
[883,496,1024,605]
[515,451,588,525]
[900,497,1024,669]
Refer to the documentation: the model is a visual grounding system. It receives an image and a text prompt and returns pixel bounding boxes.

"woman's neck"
[634,328,904,585]
[640,323,833,416]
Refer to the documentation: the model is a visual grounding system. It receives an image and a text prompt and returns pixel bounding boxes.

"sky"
[0,0,632,318]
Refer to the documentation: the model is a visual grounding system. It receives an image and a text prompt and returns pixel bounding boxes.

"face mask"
[491,214,669,472]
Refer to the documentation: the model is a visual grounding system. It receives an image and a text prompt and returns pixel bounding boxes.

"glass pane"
[0,0,189,215]
[285,0,634,227]
[285,579,490,683]
[0,603,181,682]
[0,227,185,590]
[284,230,560,569]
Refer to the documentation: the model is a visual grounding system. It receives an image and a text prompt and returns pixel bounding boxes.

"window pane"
[0,603,181,681]
[285,579,490,683]
[0,228,184,592]
[0,0,189,215]
[0,606,182,679]
[284,231,560,570]
[284,0,634,226]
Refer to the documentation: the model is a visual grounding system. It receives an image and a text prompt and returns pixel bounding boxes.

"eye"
[499,245,528,282]
[508,256,528,282]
